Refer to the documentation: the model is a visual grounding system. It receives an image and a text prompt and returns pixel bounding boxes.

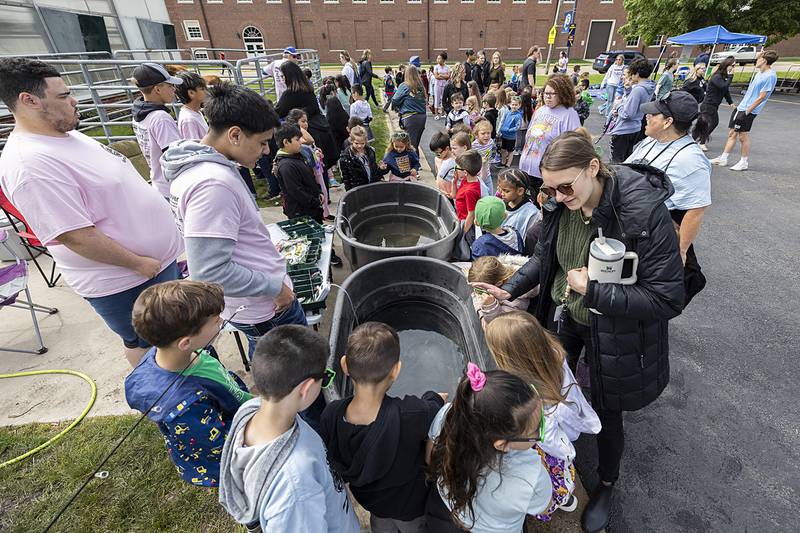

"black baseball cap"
[132,62,183,88]
[640,91,699,123]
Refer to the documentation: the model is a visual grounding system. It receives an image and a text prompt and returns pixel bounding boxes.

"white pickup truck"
[710,45,759,65]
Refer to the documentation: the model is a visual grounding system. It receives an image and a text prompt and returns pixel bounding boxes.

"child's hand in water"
[438,392,449,402]
[470,282,510,301]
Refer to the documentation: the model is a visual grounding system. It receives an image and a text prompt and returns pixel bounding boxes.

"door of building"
[584,21,613,60]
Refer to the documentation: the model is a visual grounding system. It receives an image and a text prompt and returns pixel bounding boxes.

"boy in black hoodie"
[320,322,445,533]
[274,123,324,221]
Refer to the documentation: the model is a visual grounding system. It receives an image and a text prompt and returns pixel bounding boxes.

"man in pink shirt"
[131,63,183,198]
[162,83,302,359]
[0,58,183,366]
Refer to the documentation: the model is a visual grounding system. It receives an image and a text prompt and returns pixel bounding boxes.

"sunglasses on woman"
[539,167,586,198]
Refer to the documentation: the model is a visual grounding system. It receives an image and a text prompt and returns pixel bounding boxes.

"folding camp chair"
[0,189,61,288]
[0,229,59,354]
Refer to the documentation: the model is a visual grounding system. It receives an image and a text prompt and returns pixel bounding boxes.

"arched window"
[242,26,265,57]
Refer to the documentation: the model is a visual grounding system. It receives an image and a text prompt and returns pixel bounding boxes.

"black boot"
[581,482,614,532]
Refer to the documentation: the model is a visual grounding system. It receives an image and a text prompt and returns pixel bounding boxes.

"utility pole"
[544,0,563,74]
[566,0,578,64]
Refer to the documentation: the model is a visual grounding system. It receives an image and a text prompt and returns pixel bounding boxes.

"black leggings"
[363,78,379,106]
[549,310,625,484]
[694,102,720,144]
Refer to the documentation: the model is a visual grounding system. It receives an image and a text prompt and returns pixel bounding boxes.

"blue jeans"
[85,261,180,348]
[230,299,308,360]
[603,84,618,119]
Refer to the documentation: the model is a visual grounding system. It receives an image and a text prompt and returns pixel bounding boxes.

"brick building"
[165,0,800,64]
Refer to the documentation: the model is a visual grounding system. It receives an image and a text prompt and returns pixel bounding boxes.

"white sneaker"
[699,143,708,152]
[558,494,578,512]
[709,156,729,166]
[730,159,749,171]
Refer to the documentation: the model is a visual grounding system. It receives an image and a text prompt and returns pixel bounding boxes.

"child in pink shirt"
[175,71,209,140]
[131,63,183,197]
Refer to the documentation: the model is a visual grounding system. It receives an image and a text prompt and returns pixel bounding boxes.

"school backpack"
[384,75,396,95]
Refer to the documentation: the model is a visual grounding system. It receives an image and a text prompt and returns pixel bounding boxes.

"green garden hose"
[0,369,97,468]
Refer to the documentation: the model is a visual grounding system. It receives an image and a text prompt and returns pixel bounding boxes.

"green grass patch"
[369,78,390,158]
[0,415,239,533]
[82,124,135,145]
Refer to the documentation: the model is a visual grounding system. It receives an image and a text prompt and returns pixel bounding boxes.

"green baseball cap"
[474,196,506,231]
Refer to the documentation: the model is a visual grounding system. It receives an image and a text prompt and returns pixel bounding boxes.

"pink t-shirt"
[169,160,290,324]
[133,109,182,197]
[0,130,183,298]
[177,107,209,140]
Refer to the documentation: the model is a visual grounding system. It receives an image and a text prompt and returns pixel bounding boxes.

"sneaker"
[709,156,729,166]
[330,253,343,267]
[558,494,578,513]
[699,143,708,152]
[329,179,342,188]
[730,159,748,171]
[324,214,335,222]
[512,150,521,156]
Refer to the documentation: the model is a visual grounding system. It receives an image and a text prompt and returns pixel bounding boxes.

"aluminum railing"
[0,50,322,149]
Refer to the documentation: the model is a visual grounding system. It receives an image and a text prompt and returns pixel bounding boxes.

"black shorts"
[728,109,756,133]
[500,137,516,152]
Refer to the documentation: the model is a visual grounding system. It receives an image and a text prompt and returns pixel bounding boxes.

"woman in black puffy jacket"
[472,131,684,533]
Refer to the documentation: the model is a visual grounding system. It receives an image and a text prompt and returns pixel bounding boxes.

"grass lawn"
[0,415,240,533]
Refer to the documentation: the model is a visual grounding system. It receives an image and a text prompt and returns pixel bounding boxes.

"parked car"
[710,45,758,65]
[593,51,657,73]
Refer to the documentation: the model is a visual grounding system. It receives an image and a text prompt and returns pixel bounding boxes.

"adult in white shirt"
[600,55,625,119]
[262,46,300,100]
[0,58,183,366]
[339,50,358,87]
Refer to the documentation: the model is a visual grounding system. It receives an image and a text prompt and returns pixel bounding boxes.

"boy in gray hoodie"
[218,325,360,533]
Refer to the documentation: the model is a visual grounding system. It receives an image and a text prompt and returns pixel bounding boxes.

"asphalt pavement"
[416,91,800,532]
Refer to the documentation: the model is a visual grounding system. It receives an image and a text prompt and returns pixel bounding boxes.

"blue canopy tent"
[654,25,767,75]
[666,25,767,47]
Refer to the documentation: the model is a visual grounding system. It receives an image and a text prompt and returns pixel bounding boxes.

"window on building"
[380,0,394,3]
[599,0,613,3]
[193,49,209,59]
[462,0,475,4]
[352,0,367,3]
[177,0,194,4]
[650,35,664,47]
[433,0,447,4]
[237,0,252,3]
[183,20,204,40]
[295,0,310,3]
[266,0,281,3]
[243,26,265,56]
[324,0,339,3]
[512,0,526,3]
[626,36,640,47]
[206,0,223,3]
[487,0,500,4]
[537,0,552,3]
[407,0,422,3]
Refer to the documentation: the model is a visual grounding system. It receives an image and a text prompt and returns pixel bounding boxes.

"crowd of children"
[120,52,613,532]
[125,274,600,532]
